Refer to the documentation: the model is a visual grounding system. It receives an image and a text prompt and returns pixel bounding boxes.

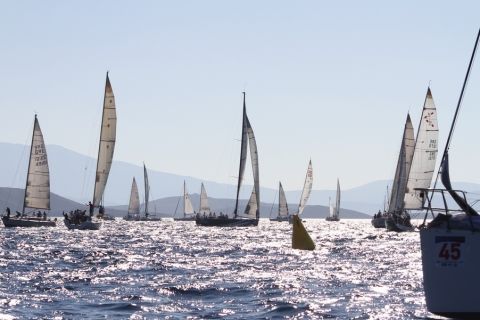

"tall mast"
[92,72,110,207]
[234,92,247,218]
[22,115,37,214]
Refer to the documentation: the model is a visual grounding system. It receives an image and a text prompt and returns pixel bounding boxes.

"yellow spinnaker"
[291,214,315,250]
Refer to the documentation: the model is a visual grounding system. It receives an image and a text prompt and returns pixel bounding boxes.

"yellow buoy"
[291,214,315,250]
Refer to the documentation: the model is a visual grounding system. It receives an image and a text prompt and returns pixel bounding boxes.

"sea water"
[0,219,442,319]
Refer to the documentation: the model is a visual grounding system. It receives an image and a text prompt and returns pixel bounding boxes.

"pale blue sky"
[0,1,479,190]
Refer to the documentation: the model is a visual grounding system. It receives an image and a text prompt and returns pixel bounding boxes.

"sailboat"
[419,29,480,317]
[196,92,260,227]
[174,181,196,221]
[64,73,116,230]
[269,182,289,222]
[289,160,313,224]
[124,177,140,220]
[326,179,340,221]
[371,186,389,228]
[2,115,56,227]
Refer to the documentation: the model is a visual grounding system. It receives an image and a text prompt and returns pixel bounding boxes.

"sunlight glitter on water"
[0,219,447,319]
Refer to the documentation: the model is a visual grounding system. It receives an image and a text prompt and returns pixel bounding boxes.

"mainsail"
[23,115,50,212]
[128,177,140,215]
[93,73,117,206]
[335,179,341,218]
[199,183,210,215]
[234,92,260,219]
[143,163,150,215]
[404,88,439,209]
[183,181,194,216]
[388,115,414,213]
[278,182,289,218]
[298,160,313,215]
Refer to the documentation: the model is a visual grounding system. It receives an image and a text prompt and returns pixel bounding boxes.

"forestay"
[24,115,50,211]
[128,177,140,215]
[298,160,313,215]
[404,88,439,209]
[93,74,117,206]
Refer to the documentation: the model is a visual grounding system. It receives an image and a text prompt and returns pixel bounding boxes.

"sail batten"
[23,115,50,211]
[298,160,313,215]
[93,73,117,206]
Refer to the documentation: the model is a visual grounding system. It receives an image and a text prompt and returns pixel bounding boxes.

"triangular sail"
[183,181,195,216]
[244,189,257,218]
[93,73,117,206]
[388,115,415,213]
[298,160,313,215]
[23,115,50,211]
[246,116,260,219]
[335,179,341,218]
[278,182,289,218]
[404,88,439,209]
[199,183,210,215]
[127,177,140,215]
[143,163,150,215]
[234,93,249,216]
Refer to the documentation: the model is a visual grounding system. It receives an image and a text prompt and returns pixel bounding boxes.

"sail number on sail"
[34,144,47,166]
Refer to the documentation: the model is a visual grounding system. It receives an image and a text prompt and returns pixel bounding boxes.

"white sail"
[93,74,117,206]
[278,182,289,218]
[143,163,150,215]
[199,183,211,214]
[335,179,341,218]
[329,198,334,217]
[128,177,140,215]
[24,115,50,211]
[298,160,313,215]
[183,181,195,216]
[246,116,260,218]
[404,88,439,209]
[244,189,258,218]
[388,114,415,213]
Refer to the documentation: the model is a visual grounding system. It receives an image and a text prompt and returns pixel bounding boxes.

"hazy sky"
[1,1,479,191]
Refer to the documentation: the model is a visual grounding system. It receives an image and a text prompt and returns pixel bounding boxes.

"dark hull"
[385,215,414,232]
[325,216,340,221]
[371,217,386,228]
[174,217,195,221]
[269,216,289,222]
[64,219,101,230]
[196,217,258,227]
[2,216,56,228]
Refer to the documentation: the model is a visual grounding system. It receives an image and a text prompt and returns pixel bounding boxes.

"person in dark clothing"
[88,201,94,216]
[5,207,11,218]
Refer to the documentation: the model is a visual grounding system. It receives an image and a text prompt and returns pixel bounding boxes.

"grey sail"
[199,183,210,215]
[388,114,415,213]
[278,182,289,218]
[298,160,313,215]
[24,115,50,211]
[246,115,260,219]
[128,177,140,215]
[234,93,249,216]
[335,179,341,218]
[93,74,117,206]
[244,189,258,218]
[404,88,439,209]
[143,163,150,215]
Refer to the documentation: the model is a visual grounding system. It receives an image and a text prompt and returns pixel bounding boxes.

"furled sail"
[93,73,117,206]
[278,182,289,218]
[143,163,150,215]
[24,115,50,211]
[298,160,313,215]
[199,183,210,214]
[128,177,140,215]
[183,181,195,216]
[404,88,439,209]
[388,114,415,213]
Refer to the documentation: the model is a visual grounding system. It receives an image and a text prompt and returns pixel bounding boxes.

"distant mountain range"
[2,142,480,215]
[0,187,370,219]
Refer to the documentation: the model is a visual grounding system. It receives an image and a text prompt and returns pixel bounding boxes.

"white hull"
[420,227,480,317]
